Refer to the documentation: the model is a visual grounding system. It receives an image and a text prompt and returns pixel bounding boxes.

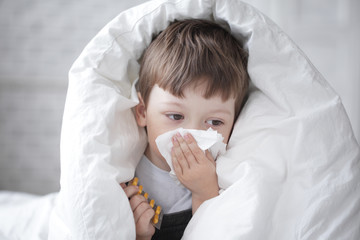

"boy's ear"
[135,93,147,127]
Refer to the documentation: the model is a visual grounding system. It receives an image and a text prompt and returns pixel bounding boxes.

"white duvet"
[1,0,359,239]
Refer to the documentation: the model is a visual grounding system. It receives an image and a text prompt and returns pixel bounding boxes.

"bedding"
[0,191,57,240]
[1,0,359,239]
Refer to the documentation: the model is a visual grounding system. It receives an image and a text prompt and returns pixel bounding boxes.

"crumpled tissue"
[155,128,227,183]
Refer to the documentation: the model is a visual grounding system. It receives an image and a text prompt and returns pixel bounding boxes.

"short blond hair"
[138,19,249,116]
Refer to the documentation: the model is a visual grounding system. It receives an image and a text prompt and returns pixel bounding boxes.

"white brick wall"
[0,0,149,195]
[244,0,360,143]
[0,0,149,82]
[0,83,65,194]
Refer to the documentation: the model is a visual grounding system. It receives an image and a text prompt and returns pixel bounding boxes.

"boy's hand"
[171,133,219,213]
[120,183,155,240]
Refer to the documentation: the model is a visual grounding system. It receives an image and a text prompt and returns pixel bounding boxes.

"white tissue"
[155,128,227,182]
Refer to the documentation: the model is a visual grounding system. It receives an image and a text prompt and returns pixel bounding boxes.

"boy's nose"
[184,121,207,131]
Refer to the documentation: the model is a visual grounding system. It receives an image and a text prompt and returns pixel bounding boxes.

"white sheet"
[0,191,57,240]
[3,0,356,239]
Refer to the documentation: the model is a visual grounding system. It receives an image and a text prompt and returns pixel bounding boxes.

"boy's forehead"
[150,84,235,106]
[151,83,206,100]
[155,75,232,98]
[150,84,180,101]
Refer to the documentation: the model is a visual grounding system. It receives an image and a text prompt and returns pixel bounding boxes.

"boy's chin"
[144,147,171,172]
[159,158,171,172]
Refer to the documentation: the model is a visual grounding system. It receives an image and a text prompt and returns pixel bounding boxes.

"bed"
[1,0,359,239]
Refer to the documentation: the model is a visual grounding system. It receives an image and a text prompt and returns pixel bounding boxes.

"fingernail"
[176,132,181,138]
[184,133,191,141]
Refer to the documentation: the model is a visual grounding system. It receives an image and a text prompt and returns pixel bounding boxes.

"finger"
[176,133,198,165]
[171,148,183,175]
[172,135,190,169]
[129,193,147,212]
[133,199,154,223]
[120,183,127,189]
[123,185,139,199]
[136,207,155,235]
[184,133,207,163]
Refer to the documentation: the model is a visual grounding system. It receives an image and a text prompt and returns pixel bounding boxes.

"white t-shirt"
[135,155,192,214]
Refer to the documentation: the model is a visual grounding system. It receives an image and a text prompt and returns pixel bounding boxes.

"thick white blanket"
[3,0,359,239]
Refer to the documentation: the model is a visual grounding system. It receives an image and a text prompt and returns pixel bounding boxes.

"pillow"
[49,0,360,239]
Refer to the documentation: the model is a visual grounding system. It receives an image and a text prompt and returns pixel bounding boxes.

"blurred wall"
[243,0,360,143]
[0,0,149,195]
[0,0,359,195]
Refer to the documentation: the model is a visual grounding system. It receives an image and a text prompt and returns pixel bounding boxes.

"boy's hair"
[138,19,249,116]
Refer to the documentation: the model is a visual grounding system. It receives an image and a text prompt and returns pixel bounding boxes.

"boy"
[121,19,249,240]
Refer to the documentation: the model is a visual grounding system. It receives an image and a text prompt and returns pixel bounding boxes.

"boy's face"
[135,80,236,171]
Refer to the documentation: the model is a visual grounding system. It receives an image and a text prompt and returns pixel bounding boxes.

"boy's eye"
[206,120,224,126]
[167,114,184,121]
